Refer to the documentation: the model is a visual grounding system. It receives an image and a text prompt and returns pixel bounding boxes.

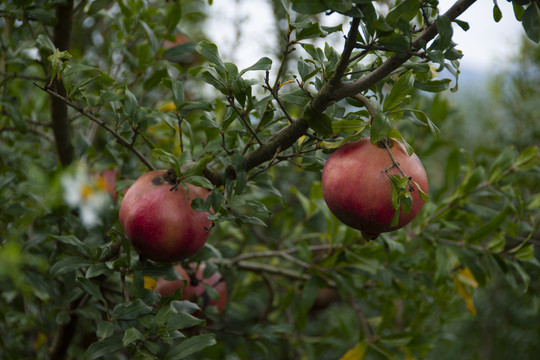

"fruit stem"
[164,168,181,191]
[380,138,415,192]
[378,138,405,177]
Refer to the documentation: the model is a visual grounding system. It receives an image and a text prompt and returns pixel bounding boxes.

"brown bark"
[205,0,478,186]
[50,0,75,166]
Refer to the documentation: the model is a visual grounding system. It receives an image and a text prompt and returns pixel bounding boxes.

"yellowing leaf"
[339,341,367,360]
[33,332,47,350]
[278,79,295,90]
[158,101,176,112]
[144,276,157,290]
[454,267,477,315]
[405,351,416,360]
[457,267,479,288]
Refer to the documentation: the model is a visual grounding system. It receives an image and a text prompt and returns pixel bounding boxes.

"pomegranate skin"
[119,170,211,262]
[154,264,227,313]
[321,138,428,237]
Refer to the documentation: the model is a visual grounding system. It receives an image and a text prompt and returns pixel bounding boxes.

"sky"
[437,0,524,72]
[206,0,525,75]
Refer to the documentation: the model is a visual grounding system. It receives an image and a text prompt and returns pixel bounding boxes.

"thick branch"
[331,0,477,101]
[50,0,75,166]
[204,0,476,185]
[244,17,361,171]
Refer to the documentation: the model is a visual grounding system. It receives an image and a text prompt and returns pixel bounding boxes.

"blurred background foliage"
[1,0,540,359]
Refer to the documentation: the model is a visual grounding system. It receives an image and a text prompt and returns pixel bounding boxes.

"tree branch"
[37,84,156,171]
[331,0,477,101]
[198,0,475,186]
[50,0,75,167]
[242,0,475,173]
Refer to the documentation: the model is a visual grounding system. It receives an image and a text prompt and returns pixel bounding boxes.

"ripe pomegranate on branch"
[119,169,212,263]
[322,137,429,239]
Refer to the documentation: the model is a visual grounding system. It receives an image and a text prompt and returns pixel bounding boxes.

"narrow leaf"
[239,57,272,76]
[196,41,225,69]
[468,206,510,244]
[76,277,106,303]
[384,70,414,112]
[165,334,216,360]
[370,112,392,143]
[523,3,540,43]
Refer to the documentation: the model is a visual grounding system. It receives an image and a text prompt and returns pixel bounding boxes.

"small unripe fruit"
[322,138,428,239]
[119,170,212,262]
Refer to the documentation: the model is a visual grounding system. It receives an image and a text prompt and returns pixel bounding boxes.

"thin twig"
[227,94,263,146]
[36,83,155,171]
[176,113,184,153]
[350,298,375,340]
[353,93,377,121]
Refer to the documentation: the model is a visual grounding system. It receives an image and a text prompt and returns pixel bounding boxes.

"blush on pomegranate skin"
[119,170,212,263]
[321,138,428,238]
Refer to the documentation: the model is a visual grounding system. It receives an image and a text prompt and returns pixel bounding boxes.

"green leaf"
[122,327,145,347]
[162,42,197,63]
[291,0,326,15]
[167,312,205,331]
[410,109,440,138]
[96,321,115,340]
[76,277,106,303]
[383,70,414,112]
[387,0,420,25]
[379,32,410,52]
[522,3,540,43]
[196,41,225,70]
[435,15,453,50]
[414,79,451,93]
[303,106,333,135]
[280,89,311,107]
[388,128,414,155]
[166,1,182,33]
[379,333,413,347]
[467,206,511,244]
[454,19,470,31]
[185,175,213,190]
[151,148,182,173]
[513,2,525,21]
[87,0,113,15]
[370,112,392,143]
[239,57,273,76]
[493,4,502,22]
[462,166,485,194]
[140,20,159,52]
[182,155,213,178]
[301,277,319,310]
[86,263,113,279]
[36,34,56,53]
[85,336,124,359]
[124,89,138,118]
[172,80,184,108]
[513,145,538,170]
[49,234,92,257]
[236,215,267,227]
[191,198,211,213]
[50,256,89,278]
[514,244,535,262]
[164,334,216,360]
[112,299,153,321]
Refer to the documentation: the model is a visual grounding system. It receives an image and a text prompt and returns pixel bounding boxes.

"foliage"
[1,0,540,359]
